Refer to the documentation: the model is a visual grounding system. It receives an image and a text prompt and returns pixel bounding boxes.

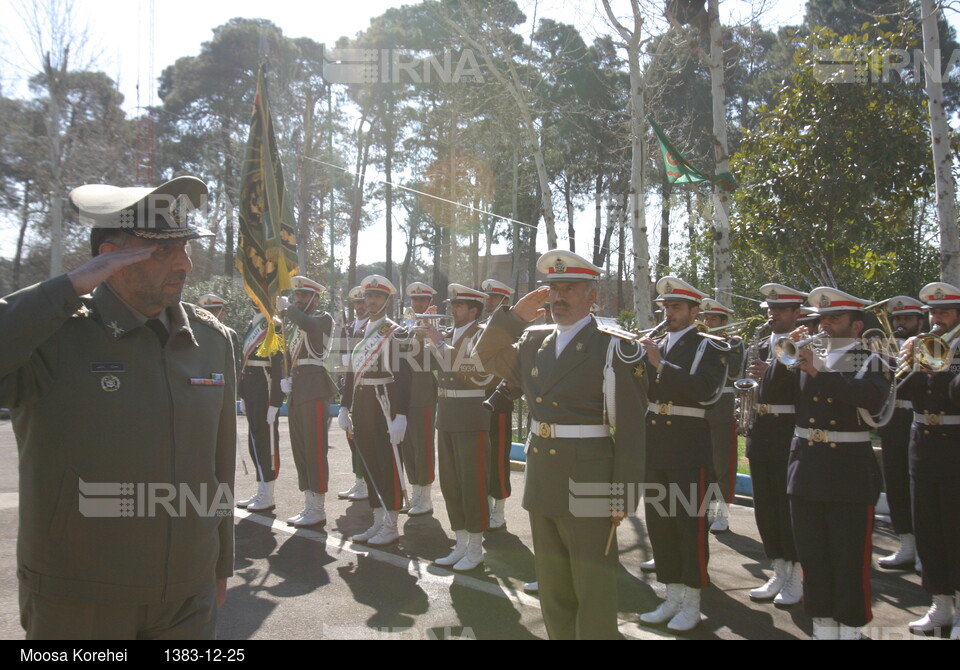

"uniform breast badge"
[100,375,121,392]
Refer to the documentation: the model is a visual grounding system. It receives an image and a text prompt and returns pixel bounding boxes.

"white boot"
[403,485,422,514]
[668,587,702,632]
[640,558,657,573]
[878,533,916,568]
[247,480,276,512]
[838,624,862,640]
[952,592,960,640]
[453,532,484,571]
[488,497,506,531]
[773,561,803,606]
[909,594,955,632]
[812,617,839,640]
[640,583,684,624]
[286,492,311,525]
[348,478,369,501]
[709,502,729,534]
[294,491,326,527]
[408,484,434,516]
[338,477,365,500]
[237,481,265,508]
[750,558,790,600]
[351,507,385,543]
[523,581,539,594]
[435,530,469,566]
[367,510,400,546]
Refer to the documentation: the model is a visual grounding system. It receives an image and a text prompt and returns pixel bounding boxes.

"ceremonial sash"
[241,316,269,367]
[352,320,399,385]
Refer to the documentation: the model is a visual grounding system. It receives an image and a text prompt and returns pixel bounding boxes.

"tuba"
[734,320,771,436]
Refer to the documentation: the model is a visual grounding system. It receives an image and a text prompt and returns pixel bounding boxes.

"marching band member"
[785,288,887,639]
[339,275,412,546]
[639,277,727,632]
[475,250,647,639]
[276,276,338,528]
[338,287,371,501]
[482,278,520,531]
[900,282,960,639]
[746,284,807,606]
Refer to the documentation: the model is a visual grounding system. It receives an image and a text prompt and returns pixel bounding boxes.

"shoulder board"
[189,304,228,334]
[524,324,555,332]
[698,332,726,342]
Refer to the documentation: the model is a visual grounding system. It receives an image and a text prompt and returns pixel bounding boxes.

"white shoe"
[351,507,385,543]
[640,583,684,624]
[773,561,803,606]
[247,480,276,512]
[237,481,265,508]
[951,592,959,640]
[709,504,729,534]
[640,558,657,573]
[408,484,434,516]
[811,617,839,640]
[667,587,702,632]
[347,479,369,501]
[453,533,484,571]
[488,497,506,530]
[909,595,954,632]
[435,530,469,566]
[367,510,400,546]
[750,558,789,601]
[338,478,365,500]
[878,533,916,568]
[839,624,862,640]
[286,492,311,525]
[523,581,539,594]
[294,491,326,527]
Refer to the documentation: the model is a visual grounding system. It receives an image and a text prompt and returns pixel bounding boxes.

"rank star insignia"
[531,367,539,377]
[576,342,585,352]
[107,321,125,338]
[101,375,121,392]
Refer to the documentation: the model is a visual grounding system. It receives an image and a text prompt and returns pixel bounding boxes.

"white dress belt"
[530,420,611,439]
[913,412,960,426]
[794,427,871,443]
[757,404,795,416]
[647,403,707,419]
[437,389,486,398]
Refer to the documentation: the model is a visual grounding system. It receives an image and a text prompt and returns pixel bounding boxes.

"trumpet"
[403,307,454,331]
[594,318,668,342]
[899,321,960,378]
[775,329,829,368]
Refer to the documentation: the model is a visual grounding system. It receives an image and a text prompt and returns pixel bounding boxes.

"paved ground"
[0,414,944,640]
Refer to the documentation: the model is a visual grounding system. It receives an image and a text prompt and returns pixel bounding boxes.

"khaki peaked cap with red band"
[655,276,709,304]
[536,249,602,283]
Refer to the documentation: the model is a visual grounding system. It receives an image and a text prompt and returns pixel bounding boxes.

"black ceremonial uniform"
[341,317,412,511]
[746,336,798,563]
[401,349,438,488]
[284,305,338,495]
[644,328,727,589]
[475,307,647,640]
[876,397,915,539]
[239,315,284,484]
[900,353,960,597]
[706,338,744,506]
[787,344,887,627]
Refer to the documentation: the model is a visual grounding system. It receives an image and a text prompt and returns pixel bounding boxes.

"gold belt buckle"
[757,404,769,416]
[538,422,552,439]
[927,413,941,426]
[810,429,827,443]
[658,402,672,416]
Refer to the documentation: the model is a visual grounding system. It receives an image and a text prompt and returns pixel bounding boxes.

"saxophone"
[734,320,772,436]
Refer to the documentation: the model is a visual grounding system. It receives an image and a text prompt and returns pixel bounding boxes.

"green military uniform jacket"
[475,307,647,516]
[434,321,491,432]
[0,275,236,603]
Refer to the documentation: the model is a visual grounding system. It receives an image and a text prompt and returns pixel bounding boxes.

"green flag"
[237,66,300,356]
[647,115,736,191]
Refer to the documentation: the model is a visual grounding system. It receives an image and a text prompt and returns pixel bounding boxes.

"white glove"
[390,414,407,445]
[280,377,293,394]
[275,295,290,312]
[266,405,280,425]
[338,406,353,434]
[238,399,246,415]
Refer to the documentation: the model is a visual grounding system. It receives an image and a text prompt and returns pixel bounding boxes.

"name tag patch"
[91,362,125,373]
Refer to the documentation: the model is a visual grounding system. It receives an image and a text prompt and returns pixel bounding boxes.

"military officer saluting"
[475,250,647,640]
[638,277,728,632]
[423,284,491,570]
[402,282,439,516]
[481,278,520,531]
[784,287,888,640]
[276,276,338,528]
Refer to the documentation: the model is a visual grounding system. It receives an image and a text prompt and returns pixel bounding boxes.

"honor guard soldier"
[338,286,370,501]
[699,297,744,534]
[276,276,338,528]
[481,278,520,530]
[638,277,728,632]
[338,275,412,546]
[784,288,889,640]
[423,284,491,570]
[475,250,647,640]
[4,176,235,639]
[199,293,241,375]
[876,296,925,571]
[402,282,439,516]
[745,284,807,606]
[899,282,960,638]
[235,303,285,512]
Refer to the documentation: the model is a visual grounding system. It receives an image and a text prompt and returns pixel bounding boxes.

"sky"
[0,0,929,274]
